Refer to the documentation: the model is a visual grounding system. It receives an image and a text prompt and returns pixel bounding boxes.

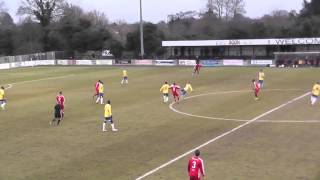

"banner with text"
[223,59,244,66]
[179,60,196,66]
[132,60,154,65]
[251,60,273,65]
[200,60,221,67]
[155,60,177,66]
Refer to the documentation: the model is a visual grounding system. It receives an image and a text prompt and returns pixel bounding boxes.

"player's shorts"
[54,113,61,118]
[189,176,200,180]
[104,116,113,123]
[123,76,128,80]
[163,93,169,97]
[59,104,65,111]
[173,92,179,97]
[255,88,260,93]
[0,99,6,104]
[181,89,187,96]
[95,90,99,95]
[259,80,263,84]
[99,93,104,97]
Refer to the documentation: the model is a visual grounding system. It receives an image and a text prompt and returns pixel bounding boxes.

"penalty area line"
[135,91,310,180]
[3,74,75,89]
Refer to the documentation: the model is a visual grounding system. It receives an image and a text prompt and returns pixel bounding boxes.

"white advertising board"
[251,60,273,65]
[179,60,196,66]
[0,63,10,69]
[132,60,154,65]
[155,60,176,66]
[76,60,93,65]
[96,60,113,65]
[223,59,244,66]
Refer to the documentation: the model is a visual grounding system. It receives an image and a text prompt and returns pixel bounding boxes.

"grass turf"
[0,66,320,180]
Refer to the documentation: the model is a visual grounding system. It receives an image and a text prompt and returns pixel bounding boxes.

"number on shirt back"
[192,161,197,169]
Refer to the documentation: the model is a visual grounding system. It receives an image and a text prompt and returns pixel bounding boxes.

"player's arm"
[160,86,164,92]
[200,160,205,177]
[189,85,193,92]
[187,160,190,173]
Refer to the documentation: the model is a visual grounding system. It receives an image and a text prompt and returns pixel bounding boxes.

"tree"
[17,0,65,27]
[206,0,245,20]
[126,23,165,58]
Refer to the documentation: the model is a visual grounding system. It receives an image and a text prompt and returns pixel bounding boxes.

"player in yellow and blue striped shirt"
[121,70,128,84]
[0,86,6,110]
[181,82,193,97]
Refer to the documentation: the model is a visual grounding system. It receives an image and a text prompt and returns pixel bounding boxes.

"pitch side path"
[136,92,310,180]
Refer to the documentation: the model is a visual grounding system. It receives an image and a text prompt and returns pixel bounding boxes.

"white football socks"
[111,123,118,131]
[1,103,5,110]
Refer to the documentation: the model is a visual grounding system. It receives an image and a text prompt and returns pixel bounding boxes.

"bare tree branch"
[17,0,65,26]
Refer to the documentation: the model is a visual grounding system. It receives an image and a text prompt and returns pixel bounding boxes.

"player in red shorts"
[56,91,65,117]
[252,79,261,100]
[188,149,205,180]
[170,82,180,102]
[193,63,202,76]
[93,80,101,101]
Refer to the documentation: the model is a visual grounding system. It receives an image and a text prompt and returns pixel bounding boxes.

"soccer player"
[252,79,261,100]
[121,69,128,84]
[96,81,104,104]
[50,103,63,126]
[170,82,181,102]
[181,82,193,97]
[56,91,65,117]
[0,86,6,110]
[160,81,170,103]
[193,63,202,76]
[93,80,101,100]
[103,100,118,132]
[258,69,265,88]
[188,149,205,180]
[311,82,320,106]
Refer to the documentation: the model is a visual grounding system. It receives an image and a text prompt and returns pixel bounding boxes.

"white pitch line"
[170,103,320,123]
[5,84,13,90]
[2,74,75,89]
[170,89,320,123]
[135,92,310,180]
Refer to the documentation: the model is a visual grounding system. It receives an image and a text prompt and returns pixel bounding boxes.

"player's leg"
[57,117,61,125]
[50,118,56,126]
[100,94,104,104]
[121,77,124,84]
[162,93,166,102]
[103,119,107,132]
[96,95,100,104]
[0,100,6,110]
[255,89,259,100]
[311,95,317,106]
[125,77,128,84]
[165,94,169,103]
[108,116,118,132]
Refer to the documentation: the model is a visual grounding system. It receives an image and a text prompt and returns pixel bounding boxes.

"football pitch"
[1,66,320,180]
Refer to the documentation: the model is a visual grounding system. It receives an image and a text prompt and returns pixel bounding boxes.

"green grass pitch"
[1,66,320,180]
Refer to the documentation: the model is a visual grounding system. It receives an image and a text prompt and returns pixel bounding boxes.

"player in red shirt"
[193,63,202,76]
[170,82,180,102]
[188,149,205,180]
[93,80,101,101]
[252,79,261,100]
[56,91,65,117]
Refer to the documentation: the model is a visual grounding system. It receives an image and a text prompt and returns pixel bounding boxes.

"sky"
[3,0,305,23]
